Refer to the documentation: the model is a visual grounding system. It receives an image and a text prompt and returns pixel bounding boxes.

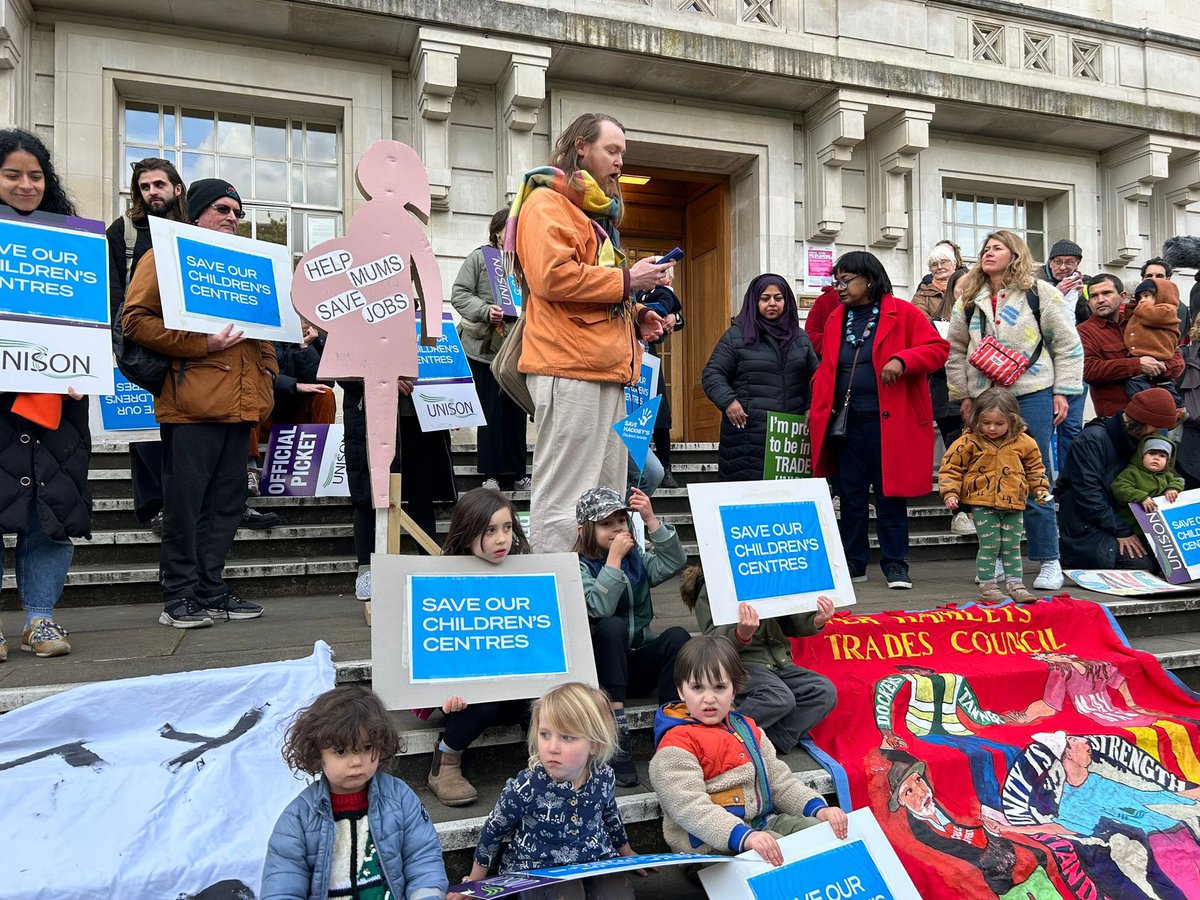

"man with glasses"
[122,179,278,628]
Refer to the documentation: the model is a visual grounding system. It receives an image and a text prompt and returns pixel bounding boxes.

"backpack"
[112,215,171,396]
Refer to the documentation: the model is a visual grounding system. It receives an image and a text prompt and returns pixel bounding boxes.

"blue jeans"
[1,503,74,618]
[1017,388,1060,561]
[628,449,664,496]
[1055,387,1087,478]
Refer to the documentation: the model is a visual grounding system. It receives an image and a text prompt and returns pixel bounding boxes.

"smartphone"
[656,247,684,264]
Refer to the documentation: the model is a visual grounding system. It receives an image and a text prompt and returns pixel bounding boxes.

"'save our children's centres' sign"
[261,424,349,497]
[148,217,302,343]
[369,553,598,709]
[412,312,487,432]
[624,352,660,416]
[0,209,114,394]
[97,369,156,432]
[699,809,919,900]
[688,478,855,626]
[1130,487,1200,584]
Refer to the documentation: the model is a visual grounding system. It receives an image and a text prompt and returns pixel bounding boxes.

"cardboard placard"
[763,411,811,479]
[412,312,486,431]
[699,809,919,900]
[613,395,661,471]
[148,217,302,343]
[0,209,114,395]
[1066,568,1196,596]
[261,424,349,497]
[481,245,522,317]
[370,553,598,709]
[1130,489,1200,584]
[98,369,157,431]
[624,352,661,415]
[688,478,855,625]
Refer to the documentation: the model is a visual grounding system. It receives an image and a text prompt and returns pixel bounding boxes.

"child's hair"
[966,387,1026,436]
[679,565,705,611]
[673,635,749,696]
[281,685,402,776]
[441,487,531,556]
[526,682,618,769]
[573,515,632,559]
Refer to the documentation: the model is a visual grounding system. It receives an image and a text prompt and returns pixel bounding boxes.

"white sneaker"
[514,476,532,491]
[950,512,977,536]
[355,570,372,601]
[481,478,501,491]
[1033,560,1063,591]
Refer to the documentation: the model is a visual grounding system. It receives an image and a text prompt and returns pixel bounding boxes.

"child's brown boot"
[1006,581,1037,604]
[428,741,477,807]
[978,580,1006,602]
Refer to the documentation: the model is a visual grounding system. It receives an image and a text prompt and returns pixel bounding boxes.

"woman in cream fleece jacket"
[945,230,1083,590]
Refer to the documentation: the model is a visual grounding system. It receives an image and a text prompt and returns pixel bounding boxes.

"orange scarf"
[11,393,63,429]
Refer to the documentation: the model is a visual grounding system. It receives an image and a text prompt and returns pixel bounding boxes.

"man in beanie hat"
[122,178,278,628]
[1057,387,1183,570]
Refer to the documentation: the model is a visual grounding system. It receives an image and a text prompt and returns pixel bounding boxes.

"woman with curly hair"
[0,128,88,662]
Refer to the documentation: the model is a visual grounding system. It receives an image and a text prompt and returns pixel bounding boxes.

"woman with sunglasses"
[809,252,949,589]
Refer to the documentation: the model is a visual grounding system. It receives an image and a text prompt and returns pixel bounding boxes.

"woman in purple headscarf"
[702,274,819,481]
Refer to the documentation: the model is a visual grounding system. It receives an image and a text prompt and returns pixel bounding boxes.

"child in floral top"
[466,683,641,890]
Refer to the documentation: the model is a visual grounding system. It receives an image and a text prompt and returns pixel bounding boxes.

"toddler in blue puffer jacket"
[261,685,448,900]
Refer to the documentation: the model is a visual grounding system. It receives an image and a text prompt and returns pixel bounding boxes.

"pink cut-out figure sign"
[291,141,443,508]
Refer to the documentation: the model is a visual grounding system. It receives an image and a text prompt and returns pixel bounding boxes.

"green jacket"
[692,584,822,671]
[579,524,687,649]
[449,246,501,363]
[1112,436,1185,527]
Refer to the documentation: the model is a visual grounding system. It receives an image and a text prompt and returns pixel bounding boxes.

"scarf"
[733,273,801,352]
[502,166,626,277]
[930,275,950,294]
[580,545,648,595]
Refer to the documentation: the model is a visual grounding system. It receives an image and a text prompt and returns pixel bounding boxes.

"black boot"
[612,727,639,788]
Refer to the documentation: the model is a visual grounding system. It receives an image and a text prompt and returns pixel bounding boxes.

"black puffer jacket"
[702,325,819,481]
[0,394,93,540]
[1056,414,1135,568]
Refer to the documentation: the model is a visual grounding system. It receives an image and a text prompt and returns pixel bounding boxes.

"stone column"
[803,91,866,241]
[0,0,31,128]
[1100,136,1171,266]
[411,30,460,211]
[499,49,550,203]
[867,106,933,249]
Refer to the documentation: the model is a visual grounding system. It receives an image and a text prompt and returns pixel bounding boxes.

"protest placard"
[148,217,302,343]
[0,209,114,394]
[370,553,597,708]
[412,312,487,431]
[1130,488,1200,584]
[613,395,661,471]
[688,478,855,626]
[699,809,919,900]
[97,369,157,432]
[261,424,349,497]
[1066,568,1192,597]
[481,245,522,317]
[624,352,661,415]
[763,411,811,479]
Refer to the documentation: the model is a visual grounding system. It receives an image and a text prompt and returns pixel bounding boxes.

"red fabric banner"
[792,596,1200,900]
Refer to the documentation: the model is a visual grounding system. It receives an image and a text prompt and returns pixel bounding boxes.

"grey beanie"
[1048,239,1083,261]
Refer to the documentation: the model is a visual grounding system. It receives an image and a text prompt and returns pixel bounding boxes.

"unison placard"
[688,478,855,626]
[370,552,597,709]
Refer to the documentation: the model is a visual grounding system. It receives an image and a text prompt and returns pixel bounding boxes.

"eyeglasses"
[210,203,246,220]
[834,274,863,289]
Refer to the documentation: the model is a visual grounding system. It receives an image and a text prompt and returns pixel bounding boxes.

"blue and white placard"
[624,352,661,415]
[688,478,855,626]
[699,809,919,900]
[370,553,598,708]
[0,209,114,394]
[149,217,302,342]
[412,312,487,431]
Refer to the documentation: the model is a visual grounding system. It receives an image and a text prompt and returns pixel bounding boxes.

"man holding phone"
[511,112,674,551]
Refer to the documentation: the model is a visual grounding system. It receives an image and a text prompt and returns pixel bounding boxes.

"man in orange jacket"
[512,113,673,552]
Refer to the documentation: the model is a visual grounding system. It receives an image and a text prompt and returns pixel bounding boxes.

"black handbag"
[828,341,864,441]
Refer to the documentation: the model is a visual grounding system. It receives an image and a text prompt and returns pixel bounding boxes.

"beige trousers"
[528,374,627,552]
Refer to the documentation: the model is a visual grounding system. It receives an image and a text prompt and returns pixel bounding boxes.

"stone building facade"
[1,0,1197,439]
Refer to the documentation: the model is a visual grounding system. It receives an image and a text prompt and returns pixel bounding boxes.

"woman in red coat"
[809,252,949,589]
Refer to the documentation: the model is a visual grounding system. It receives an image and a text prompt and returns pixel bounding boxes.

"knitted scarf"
[502,166,625,279]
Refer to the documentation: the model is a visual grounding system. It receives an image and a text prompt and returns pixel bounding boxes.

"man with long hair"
[506,112,672,553]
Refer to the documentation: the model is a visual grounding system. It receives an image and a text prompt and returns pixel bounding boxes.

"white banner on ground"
[0,643,335,899]
[149,217,303,342]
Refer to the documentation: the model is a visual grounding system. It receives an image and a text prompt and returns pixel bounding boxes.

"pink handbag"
[968,335,1032,388]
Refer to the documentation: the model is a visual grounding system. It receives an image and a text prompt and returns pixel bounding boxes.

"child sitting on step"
[461,682,642,899]
[649,635,848,866]
[575,486,690,789]
[426,488,533,808]
[938,387,1052,604]
[680,565,837,755]
[262,685,448,900]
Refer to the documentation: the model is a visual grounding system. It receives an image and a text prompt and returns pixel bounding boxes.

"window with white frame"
[121,101,343,263]
[942,192,1045,262]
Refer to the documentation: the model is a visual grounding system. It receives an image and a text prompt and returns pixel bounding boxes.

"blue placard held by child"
[612,395,661,471]
[719,500,835,601]
[749,840,894,900]
[409,573,567,681]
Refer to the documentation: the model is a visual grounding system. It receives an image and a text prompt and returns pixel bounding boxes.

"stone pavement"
[0,558,1121,696]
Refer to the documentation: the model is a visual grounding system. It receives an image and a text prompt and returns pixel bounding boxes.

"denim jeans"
[627,449,664,496]
[1,503,75,618]
[1055,387,1088,478]
[1017,387,1060,561]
